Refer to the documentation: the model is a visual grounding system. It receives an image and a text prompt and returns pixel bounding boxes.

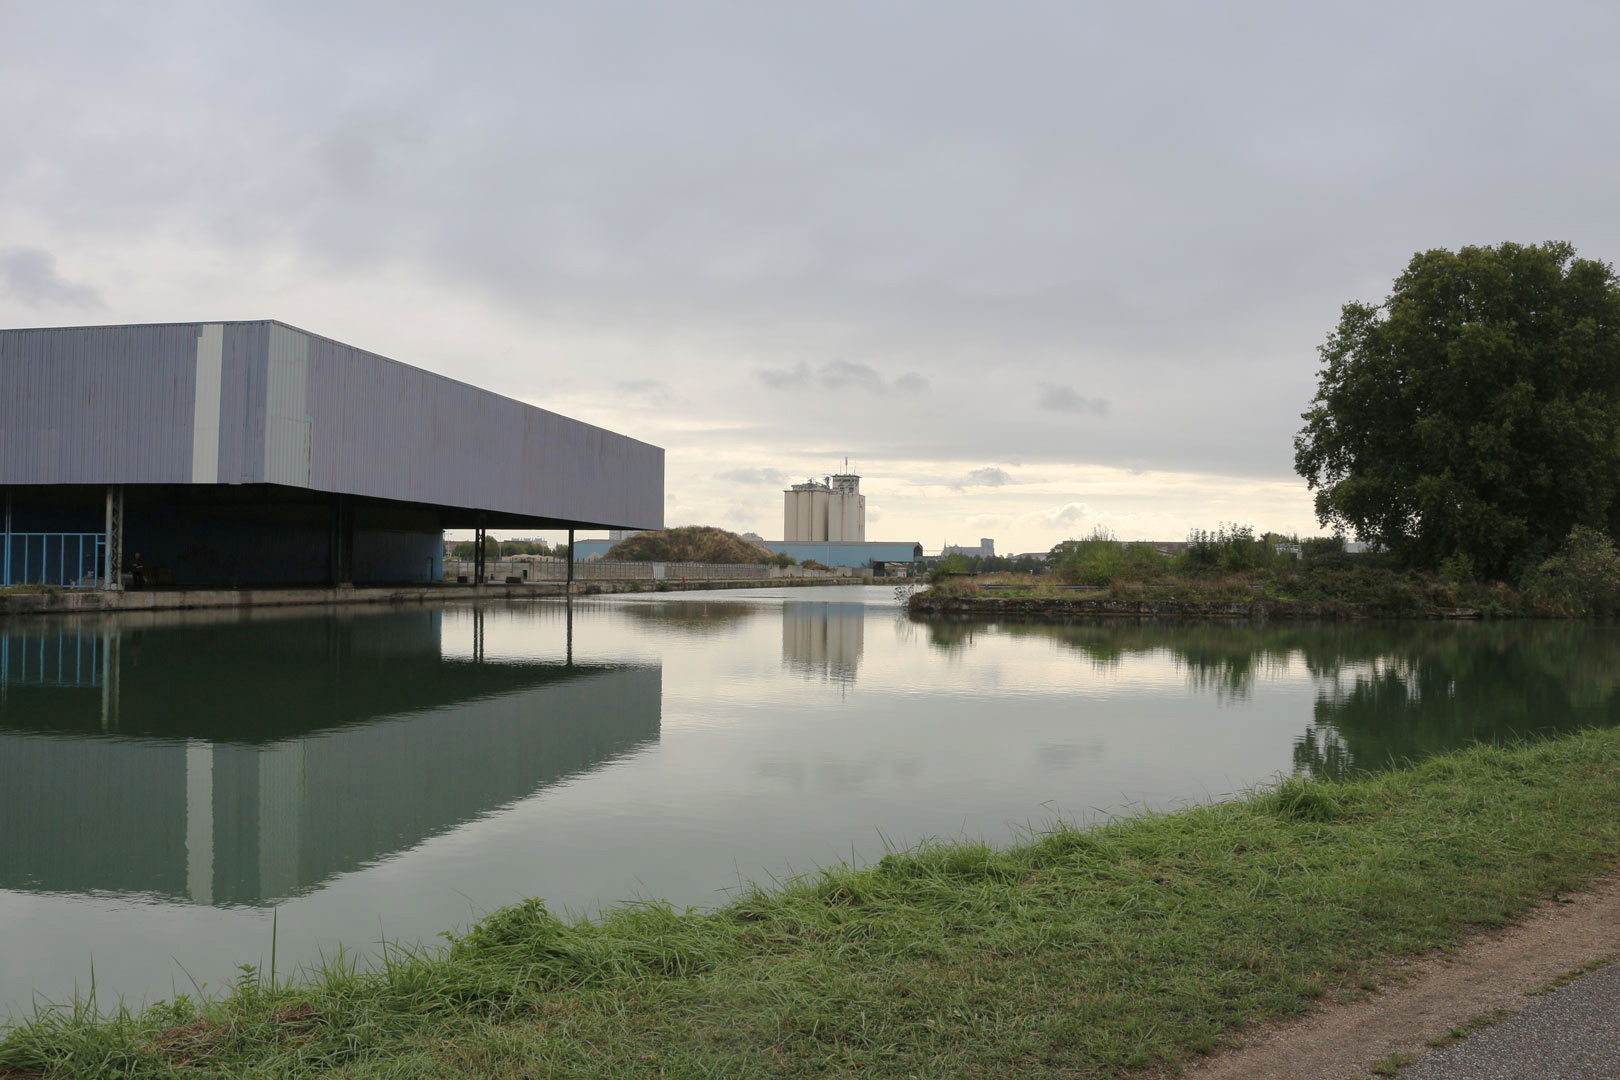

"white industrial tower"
[783,464,865,542]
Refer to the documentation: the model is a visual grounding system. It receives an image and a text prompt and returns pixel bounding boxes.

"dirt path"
[1179,872,1620,1080]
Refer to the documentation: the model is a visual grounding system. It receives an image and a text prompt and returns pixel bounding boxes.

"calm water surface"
[2,587,1617,1018]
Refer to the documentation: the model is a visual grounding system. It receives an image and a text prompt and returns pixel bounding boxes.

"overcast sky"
[4,1,1618,552]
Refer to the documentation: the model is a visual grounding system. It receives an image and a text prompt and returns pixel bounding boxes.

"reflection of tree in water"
[616,601,754,637]
[917,615,1620,779]
[1295,623,1620,779]
[923,619,986,654]
[999,619,1311,697]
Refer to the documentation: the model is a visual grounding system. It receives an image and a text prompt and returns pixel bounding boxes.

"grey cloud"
[965,467,1014,487]
[714,468,791,485]
[819,361,888,392]
[616,378,670,403]
[0,248,103,309]
[1037,383,1109,416]
[757,360,927,395]
[754,363,811,389]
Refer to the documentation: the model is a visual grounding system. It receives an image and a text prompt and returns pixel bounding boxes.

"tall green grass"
[5,730,1619,1078]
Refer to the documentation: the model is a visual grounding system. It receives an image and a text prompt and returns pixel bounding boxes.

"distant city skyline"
[5,2,1618,553]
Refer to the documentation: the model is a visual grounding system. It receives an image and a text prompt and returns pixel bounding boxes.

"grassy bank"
[912,563,1534,618]
[5,732,1620,1079]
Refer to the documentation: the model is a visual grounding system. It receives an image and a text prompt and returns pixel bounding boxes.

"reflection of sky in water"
[3,593,1617,1020]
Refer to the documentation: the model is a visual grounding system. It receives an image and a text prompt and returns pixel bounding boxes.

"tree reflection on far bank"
[918,616,1620,779]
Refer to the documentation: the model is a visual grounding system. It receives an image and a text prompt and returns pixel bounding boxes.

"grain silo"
[783,471,864,543]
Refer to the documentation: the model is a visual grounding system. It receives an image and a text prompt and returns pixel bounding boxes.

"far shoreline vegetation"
[910,522,1620,619]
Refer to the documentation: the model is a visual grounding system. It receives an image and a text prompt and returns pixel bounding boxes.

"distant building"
[942,538,995,560]
[784,473,864,542]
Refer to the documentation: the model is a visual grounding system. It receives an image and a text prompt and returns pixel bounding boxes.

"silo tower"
[783,466,865,542]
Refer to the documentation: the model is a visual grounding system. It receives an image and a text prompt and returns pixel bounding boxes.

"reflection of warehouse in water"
[0,611,661,905]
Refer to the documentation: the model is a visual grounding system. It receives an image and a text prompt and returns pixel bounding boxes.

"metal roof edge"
[0,319,664,453]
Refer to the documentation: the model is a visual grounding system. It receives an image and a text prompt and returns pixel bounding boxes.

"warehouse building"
[0,320,663,587]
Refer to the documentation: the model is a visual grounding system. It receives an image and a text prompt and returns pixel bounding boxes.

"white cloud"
[714,467,792,485]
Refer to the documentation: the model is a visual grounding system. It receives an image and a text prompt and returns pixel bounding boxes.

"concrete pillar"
[2,488,11,587]
[102,486,123,591]
[567,528,574,592]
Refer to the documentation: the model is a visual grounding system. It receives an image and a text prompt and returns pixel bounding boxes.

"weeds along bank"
[4,730,1619,1078]
[914,527,1620,619]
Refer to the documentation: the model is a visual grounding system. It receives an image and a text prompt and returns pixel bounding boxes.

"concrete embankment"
[0,575,870,618]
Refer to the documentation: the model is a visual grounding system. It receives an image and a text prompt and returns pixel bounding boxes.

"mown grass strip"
[4,730,1619,1079]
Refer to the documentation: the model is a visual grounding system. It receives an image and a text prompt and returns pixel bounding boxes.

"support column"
[474,521,487,585]
[3,488,11,587]
[566,528,574,593]
[102,486,123,591]
[329,494,354,586]
[329,494,341,586]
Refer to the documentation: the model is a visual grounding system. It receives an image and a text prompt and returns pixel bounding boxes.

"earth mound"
[606,526,771,564]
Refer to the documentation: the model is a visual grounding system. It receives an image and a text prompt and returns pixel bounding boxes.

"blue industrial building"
[0,320,663,588]
[760,540,921,570]
[572,537,921,572]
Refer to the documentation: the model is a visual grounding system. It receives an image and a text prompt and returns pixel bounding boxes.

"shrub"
[1119,542,1170,581]
[1053,528,1123,585]
[927,553,970,583]
[1523,526,1620,616]
[1182,523,1268,575]
[1438,551,1476,584]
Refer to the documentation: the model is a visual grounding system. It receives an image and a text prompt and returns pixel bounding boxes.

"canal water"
[2,587,1617,1020]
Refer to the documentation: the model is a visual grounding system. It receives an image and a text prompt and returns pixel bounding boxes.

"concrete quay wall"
[0,576,872,618]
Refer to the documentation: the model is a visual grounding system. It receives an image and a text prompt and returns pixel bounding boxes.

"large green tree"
[1294,241,1620,578]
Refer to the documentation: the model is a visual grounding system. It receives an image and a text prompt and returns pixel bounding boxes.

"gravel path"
[1180,874,1620,1080]
[1399,962,1620,1080]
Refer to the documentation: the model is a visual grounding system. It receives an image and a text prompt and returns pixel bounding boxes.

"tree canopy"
[1294,241,1620,578]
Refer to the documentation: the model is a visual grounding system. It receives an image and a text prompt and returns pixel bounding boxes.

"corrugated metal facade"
[0,321,664,530]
